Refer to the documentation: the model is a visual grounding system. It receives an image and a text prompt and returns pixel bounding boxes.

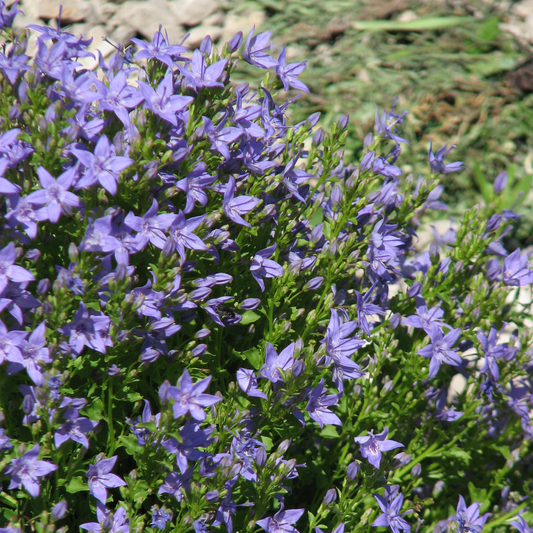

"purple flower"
[243,27,278,70]
[151,507,172,530]
[502,249,533,286]
[5,194,40,239]
[72,135,133,196]
[54,408,99,448]
[511,516,532,533]
[26,166,80,223]
[324,309,364,390]
[428,140,465,174]
[162,420,213,473]
[86,455,126,504]
[0,428,13,451]
[168,369,221,421]
[203,115,242,160]
[274,45,308,92]
[256,507,305,533]
[80,502,129,533]
[132,28,187,68]
[250,243,284,291]
[58,301,112,355]
[138,70,193,126]
[0,319,28,365]
[6,321,51,385]
[95,70,143,129]
[3,444,57,497]
[372,492,411,533]
[260,342,296,384]
[125,199,176,251]
[402,298,449,335]
[354,427,403,469]
[237,368,267,399]
[417,326,462,379]
[355,289,386,336]
[223,176,260,227]
[455,496,490,533]
[0,242,35,293]
[178,49,228,89]
[158,467,193,502]
[477,327,507,381]
[176,162,217,214]
[0,0,21,29]
[0,47,30,85]
[306,378,342,428]
[164,210,208,260]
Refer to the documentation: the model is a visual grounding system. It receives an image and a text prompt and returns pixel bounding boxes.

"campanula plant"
[0,3,532,533]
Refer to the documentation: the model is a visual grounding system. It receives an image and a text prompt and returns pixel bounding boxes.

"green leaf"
[0,492,17,508]
[66,476,89,494]
[85,301,101,312]
[319,426,340,439]
[118,435,143,456]
[260,436,273,451]
[468,482,490,512]
[85,398,105,422]
[352,16,472,32]
[444,447,471,463]
[126,392,144,402]
[308,207,324,227]
[136,421,157,432]
[240,311,261,325]
[243,347,263,370]
[477,16,500,41]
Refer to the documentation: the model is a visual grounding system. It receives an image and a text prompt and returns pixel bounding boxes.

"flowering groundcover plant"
[0,3,532,532]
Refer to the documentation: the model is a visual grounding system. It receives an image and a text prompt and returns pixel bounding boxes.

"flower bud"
[306,112,321,128]
[159,380,171,402]
[494,171,507,193]
[337,113,349,131]
[68,243,79,263]
[312,127,324,146]
[486,214,501,231]
[411,463,421,478]
[323,488,337,504]
[240,298,261,310]
[199,36,212,55]
[277,439,291,455]
[408,281,422,298]
[228,31,243,52]
[346,461,359,479]
[52,500,67,520]
[37,278,50,295]
[256,447,267,467]
[206,489,219,501]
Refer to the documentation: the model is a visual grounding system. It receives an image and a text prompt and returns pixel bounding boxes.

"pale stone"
[512,0,533,19]
[20,0,94,24]
[397,10,418,22]
[108,0,183,42]
[168,0,217,27]
[186,24,223,49]
[110,24,136,45]
[219,10,266,45]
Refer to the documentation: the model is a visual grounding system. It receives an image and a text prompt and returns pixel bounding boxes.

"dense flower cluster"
[0,4,532,533]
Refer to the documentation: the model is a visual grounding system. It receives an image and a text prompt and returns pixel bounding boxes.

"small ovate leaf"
[240,310,261,325]
[260,436,273,451]
[66,476,89,494]
[118,435,143,456]
[243,347,262,370]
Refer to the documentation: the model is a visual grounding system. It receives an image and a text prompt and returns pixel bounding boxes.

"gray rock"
[19,0,94,24]
[219,10,265,45]
[108,0,184,42]
[186,24,223,49]
[168,0,217,27]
